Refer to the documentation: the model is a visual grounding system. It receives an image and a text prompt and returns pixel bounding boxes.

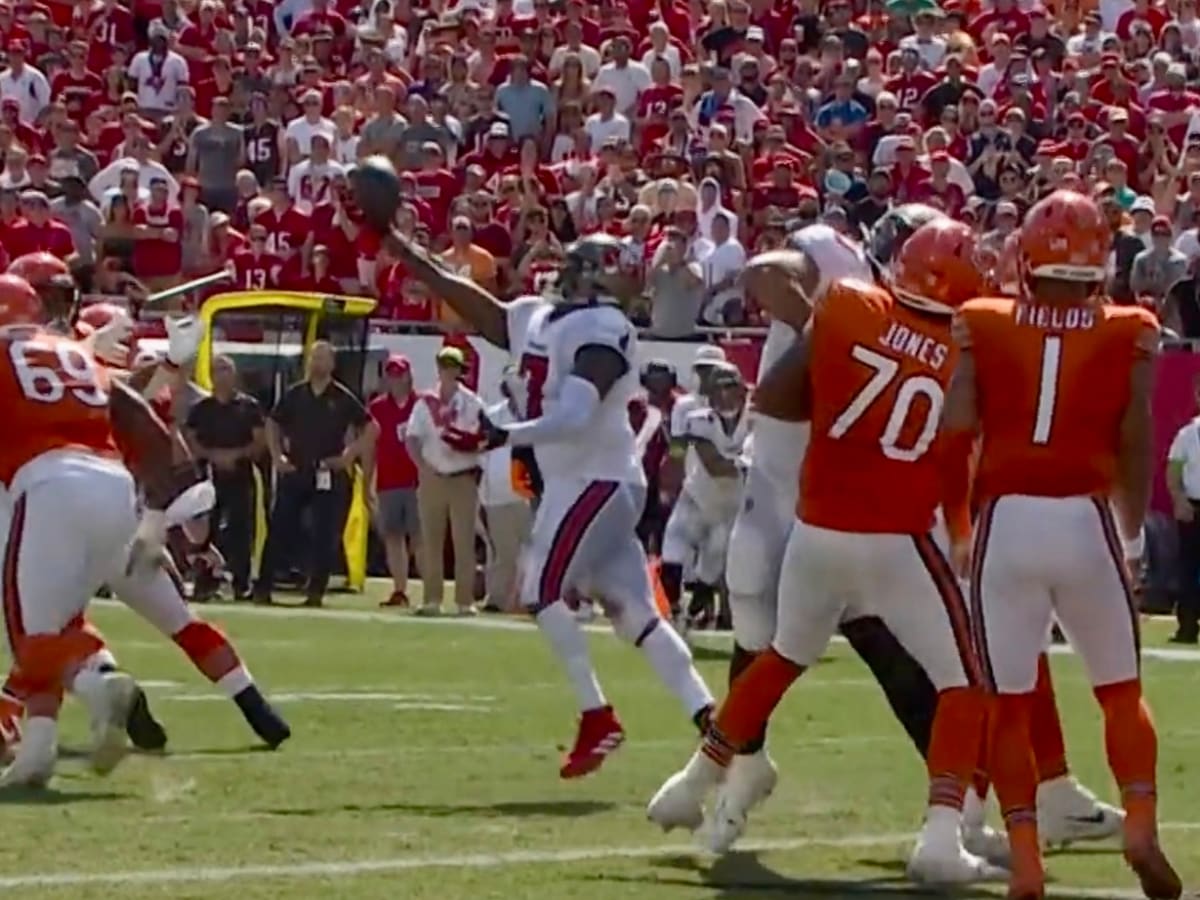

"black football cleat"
[125,684,169,752]
[234,686,291,750]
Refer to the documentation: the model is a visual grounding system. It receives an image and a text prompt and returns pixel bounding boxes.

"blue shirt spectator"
[495,59,555,140]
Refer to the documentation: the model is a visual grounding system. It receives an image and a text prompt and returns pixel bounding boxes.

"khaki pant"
[417,470,479,612]
[483,500,532,608]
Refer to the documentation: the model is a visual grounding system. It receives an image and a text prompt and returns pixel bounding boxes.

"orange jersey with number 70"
[799,278,971,537]
[0,330,119,485]
[953,297,1159,504]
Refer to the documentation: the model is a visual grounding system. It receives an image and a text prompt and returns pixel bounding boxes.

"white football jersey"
[507,296,645,485]
[669,390,706,484]
[681,404,750,518]
[749,225,871,487]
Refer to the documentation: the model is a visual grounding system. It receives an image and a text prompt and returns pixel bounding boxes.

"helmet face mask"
[557,234,626,306]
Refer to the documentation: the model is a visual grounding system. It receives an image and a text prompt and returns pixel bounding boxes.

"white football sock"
[639,621,714,719]
[536,601,606,712]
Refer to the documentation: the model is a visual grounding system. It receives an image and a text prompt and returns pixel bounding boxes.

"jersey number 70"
[829,345,942,462]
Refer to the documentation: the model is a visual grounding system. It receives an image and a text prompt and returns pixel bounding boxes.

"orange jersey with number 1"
[800,279,970,536]
[0,330,119,485]
[955,297,1159,503]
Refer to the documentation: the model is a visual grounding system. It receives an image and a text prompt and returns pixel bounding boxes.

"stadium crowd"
[3,0,1200,336]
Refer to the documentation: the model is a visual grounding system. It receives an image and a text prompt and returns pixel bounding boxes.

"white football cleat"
[907,840,1008,885]
[75,671,138,776]
[1037,776,1124,847]
[646,769,706,833]
[0,717,56,789]
[961,790,1011,866]
[703,751,778,855]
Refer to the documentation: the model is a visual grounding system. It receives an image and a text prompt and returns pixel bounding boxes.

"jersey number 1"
[1032,336,1062,445]
[830,345,942,462]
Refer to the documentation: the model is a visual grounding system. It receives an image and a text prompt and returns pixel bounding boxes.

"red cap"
[384,354,411,376]
[929,149,949,162]
[1035,139,1056,154]
[1151,215,1173,234]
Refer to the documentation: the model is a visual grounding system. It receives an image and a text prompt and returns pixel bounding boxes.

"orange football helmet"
[0,274,43,329]
[7,251,76,325]
[8,252,68,286]
[1019,190,1108,283]
[890,219,983,314]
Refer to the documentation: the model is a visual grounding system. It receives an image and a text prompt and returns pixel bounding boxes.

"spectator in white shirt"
[405,347,485,616]
[0,41,49,123]
[89,135,180,204]
[478,374,532,611]
[548,24,601,78]
[287,133,346,213]
[284,90,337,166]
[592,35,651,115]
[584,87,631,150]
[1166,377,1200,643]
[898,9,947,70]
[976,34,1012,97]
[641,21,682,79]
[701,212,746,323]
[128,26,190,114]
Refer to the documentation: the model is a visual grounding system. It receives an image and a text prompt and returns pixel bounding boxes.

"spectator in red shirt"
[295,244,343,294]
[413,142,459,235]
[888,135,930,202]
[8,189,73,258]
[913,150,966,217]
[367,353,421,608]
[132,176,183,289]
[232,222,283,291]
[1094,106,1142,174]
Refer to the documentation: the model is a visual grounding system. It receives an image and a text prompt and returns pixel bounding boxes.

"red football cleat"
[559,706,625,779]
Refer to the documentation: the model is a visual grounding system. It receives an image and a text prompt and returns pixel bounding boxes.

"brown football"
[350,155,402,233]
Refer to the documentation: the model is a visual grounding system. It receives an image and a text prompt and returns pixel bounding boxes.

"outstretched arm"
[502,345,627,447]
[384,232,510,349]
[753,324,813,423]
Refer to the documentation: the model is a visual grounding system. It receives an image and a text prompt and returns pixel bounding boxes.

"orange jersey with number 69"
[0,330,119,485]
[800,279,968,535]
[954,297,1159,503]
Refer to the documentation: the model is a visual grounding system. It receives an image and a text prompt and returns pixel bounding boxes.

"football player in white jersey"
[660,364,750,631]
[383,229,716,781]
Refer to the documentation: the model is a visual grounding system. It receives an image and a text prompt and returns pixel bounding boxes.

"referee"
[254,341,372,607]
[185,354,265,600]
[1166,377,1200,644]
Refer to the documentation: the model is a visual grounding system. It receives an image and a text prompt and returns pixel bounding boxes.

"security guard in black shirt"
[255,341,372,606]
[185,354,265,599]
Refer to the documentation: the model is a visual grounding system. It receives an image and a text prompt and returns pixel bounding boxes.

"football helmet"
[891,219,983,315]
[7,252,76,327]
[706,362,746,418]
[865,203,946,278]
[557,233,625,304]
[1020,190,1107,283]
[0,274,42,329]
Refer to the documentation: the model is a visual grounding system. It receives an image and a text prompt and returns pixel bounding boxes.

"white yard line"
[0,828,1195,894]
[93,600,1200,664]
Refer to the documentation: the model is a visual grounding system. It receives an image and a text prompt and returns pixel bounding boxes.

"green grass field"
[2,584,1198,900]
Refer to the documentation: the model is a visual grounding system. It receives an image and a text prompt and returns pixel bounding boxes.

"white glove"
[165,314,205,367]
[86,310,134,367]
[125,508,168,576]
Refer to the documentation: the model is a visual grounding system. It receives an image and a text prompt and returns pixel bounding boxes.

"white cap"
[746,25,765,41]
[1131,195,1156,214]
[693,345,727,367]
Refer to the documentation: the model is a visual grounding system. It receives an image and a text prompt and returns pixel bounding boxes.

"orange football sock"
[988,693,1043,891]
[1094,679,1158,831]
[1030,654,1069,783]
[711,647,803,751]
[972,702,991,800]
[927,686,986,810]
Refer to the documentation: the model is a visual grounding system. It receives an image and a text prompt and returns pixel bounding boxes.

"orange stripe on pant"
[968,498,999,693]
[1090,498,1142,664]
[2,495,27,656]
[536,481,619,611]
[913,533,984,688]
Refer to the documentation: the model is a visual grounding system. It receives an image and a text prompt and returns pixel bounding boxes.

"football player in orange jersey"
[945,190,1181,900]
[0,273,156,786]
[0,263,291,757]
[649,221,1002,885]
